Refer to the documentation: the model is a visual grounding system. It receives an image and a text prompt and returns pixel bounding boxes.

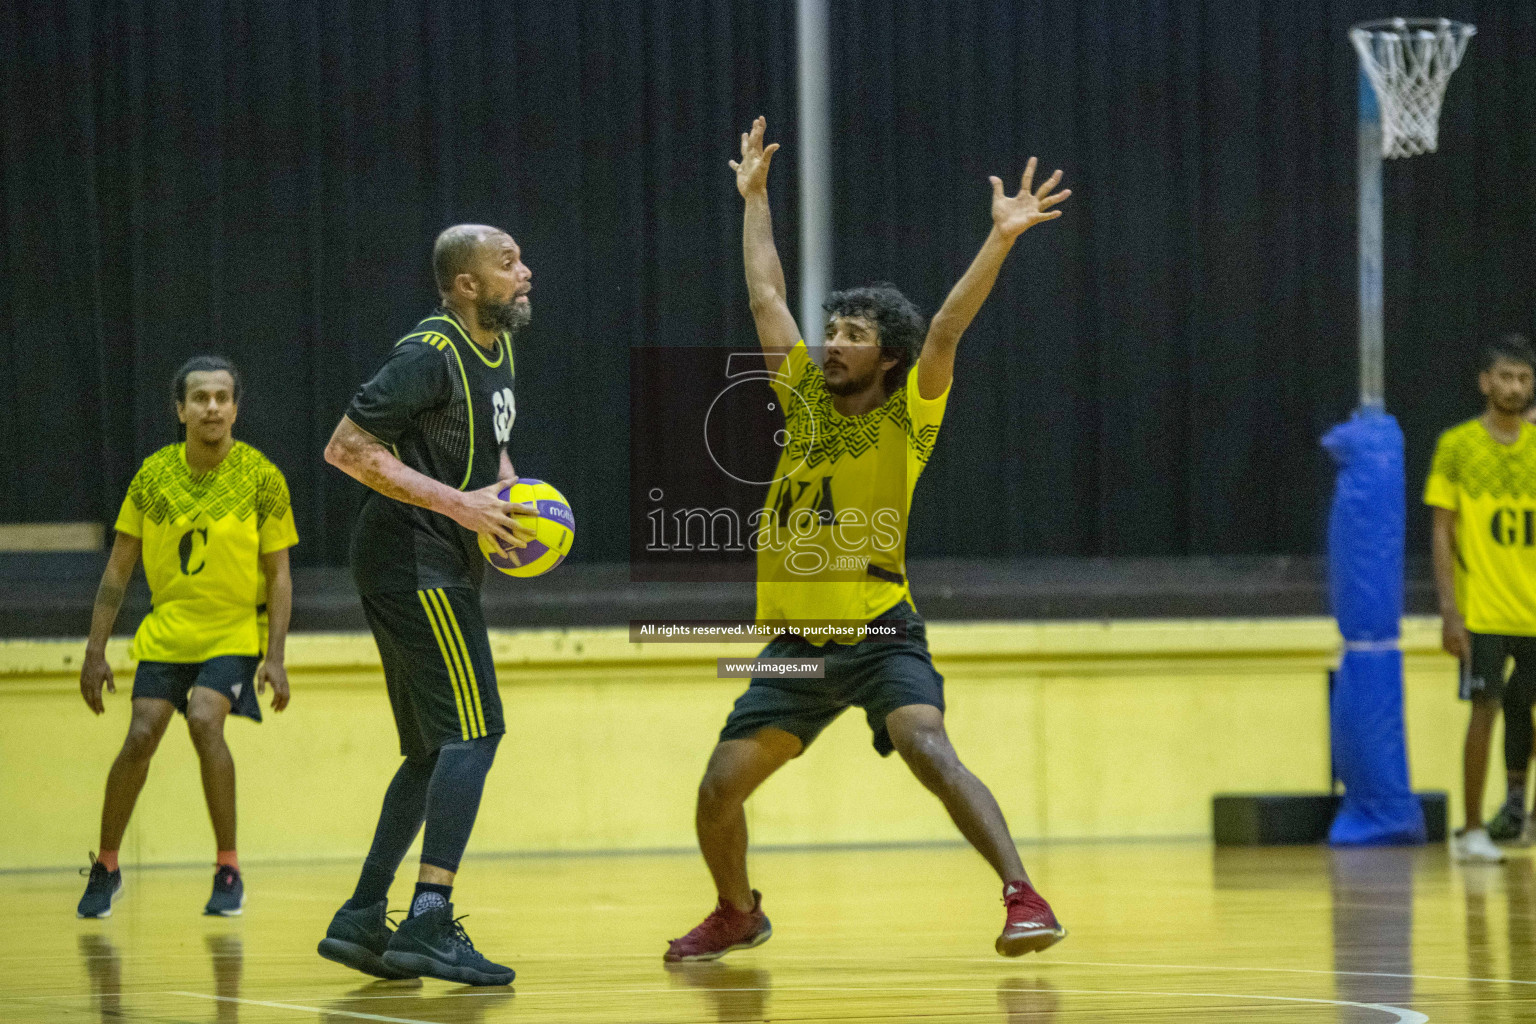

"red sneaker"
[664,890,772,962]
[996,881,1066,956]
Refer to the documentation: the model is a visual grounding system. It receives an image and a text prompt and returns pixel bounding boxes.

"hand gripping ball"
[479,478,575,578]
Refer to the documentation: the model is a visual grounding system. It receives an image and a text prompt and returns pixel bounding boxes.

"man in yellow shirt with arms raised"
[665,118,1071,962]
[1426,334,1536,862]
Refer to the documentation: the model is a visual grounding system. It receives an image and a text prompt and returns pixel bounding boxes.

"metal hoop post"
[1358,71,1385,411]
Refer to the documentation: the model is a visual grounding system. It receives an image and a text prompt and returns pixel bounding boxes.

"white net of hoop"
[1350,18,1475,158]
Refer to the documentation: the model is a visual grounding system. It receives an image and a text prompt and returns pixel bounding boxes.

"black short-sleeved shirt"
[345,310,518,594]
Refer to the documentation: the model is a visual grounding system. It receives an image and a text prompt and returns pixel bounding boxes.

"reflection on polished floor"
[4,842,1535,1022]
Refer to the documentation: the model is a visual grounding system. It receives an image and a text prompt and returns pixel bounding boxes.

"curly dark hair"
[823,283,925,395]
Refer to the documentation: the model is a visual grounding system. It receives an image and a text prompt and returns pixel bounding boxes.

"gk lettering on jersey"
[492,387,516,446]
[1489,507,1536,547]
[178,526,209,575]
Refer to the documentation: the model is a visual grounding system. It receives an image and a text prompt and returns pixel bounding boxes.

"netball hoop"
[1351,18,1475,160]
[1350,18,1474,410]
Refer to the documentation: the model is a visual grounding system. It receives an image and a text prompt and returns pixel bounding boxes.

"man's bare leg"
[695,729,802,912]
[419,865,454,886]
[99,698,176,853]
[886,703,1027,884]
[186,687,236,851]
[1465,698,1499,830]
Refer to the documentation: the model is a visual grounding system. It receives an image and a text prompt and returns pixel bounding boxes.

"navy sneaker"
[1488,803,1526,842]
[318,901,417,980]
[204,866,245,917]
[77,856,123,919]
[381,903,514,986]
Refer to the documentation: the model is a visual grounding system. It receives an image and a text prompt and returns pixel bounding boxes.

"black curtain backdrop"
[2,1,1533,566]
[832,0,1536,559]
[0,0,798,565]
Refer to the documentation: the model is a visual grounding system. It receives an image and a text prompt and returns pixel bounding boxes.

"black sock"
[1507,780,1528,814]
[410,881,453,918]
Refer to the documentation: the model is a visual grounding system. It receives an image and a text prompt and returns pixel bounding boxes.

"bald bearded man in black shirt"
[317,224,535,987]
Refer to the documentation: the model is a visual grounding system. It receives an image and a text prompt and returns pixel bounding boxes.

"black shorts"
[719,601,944,757]
[361,587,504,758]
[132,655,262,722]
[1461,632,1536,703]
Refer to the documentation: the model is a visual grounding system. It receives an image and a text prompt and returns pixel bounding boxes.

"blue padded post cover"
[1321,410,1426,845]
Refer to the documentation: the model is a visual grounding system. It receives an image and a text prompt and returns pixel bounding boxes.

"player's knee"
[463,732,502,760]
[186,712,226,752]
[898,726,962,782]
[434,734,499,787]
[120,724,163,761]
[697,770,747,817]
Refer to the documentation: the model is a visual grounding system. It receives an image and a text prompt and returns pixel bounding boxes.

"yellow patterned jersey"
[1424,418,1536,635]
[114,442,299,662]
[755,341,948,632]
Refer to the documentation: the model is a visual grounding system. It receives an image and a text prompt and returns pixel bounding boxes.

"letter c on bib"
[179,527,209,575]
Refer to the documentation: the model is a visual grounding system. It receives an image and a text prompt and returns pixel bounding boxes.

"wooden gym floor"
[2,840,1531,1022]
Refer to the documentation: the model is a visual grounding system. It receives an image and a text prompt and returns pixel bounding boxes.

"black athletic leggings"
[1506,663,1536,776]
[361,733,502,877]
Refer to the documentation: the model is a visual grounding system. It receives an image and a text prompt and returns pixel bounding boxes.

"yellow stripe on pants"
[434,588,488,737]
[417,589,473,741]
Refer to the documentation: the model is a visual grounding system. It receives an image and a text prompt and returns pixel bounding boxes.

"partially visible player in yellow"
[76,356,297,917]
[1427,334,1536,863]
[665,118,1070,962]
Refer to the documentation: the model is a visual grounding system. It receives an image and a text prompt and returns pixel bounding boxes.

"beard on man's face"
[476,294,531,335]
[1493,390,1531,415]
[823,364,879,397]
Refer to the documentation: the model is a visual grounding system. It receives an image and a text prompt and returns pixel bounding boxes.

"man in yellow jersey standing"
[1427,334,1536,863]
[664,118,1071,962]
[77,356,296,917]
[318,225,532,987]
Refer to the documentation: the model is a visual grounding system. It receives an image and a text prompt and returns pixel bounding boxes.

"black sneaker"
[381,903,514,986]
[77,856,123,918]
[318,901,418,980]
[1488,804,1526,842]
[204,866,245,917]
